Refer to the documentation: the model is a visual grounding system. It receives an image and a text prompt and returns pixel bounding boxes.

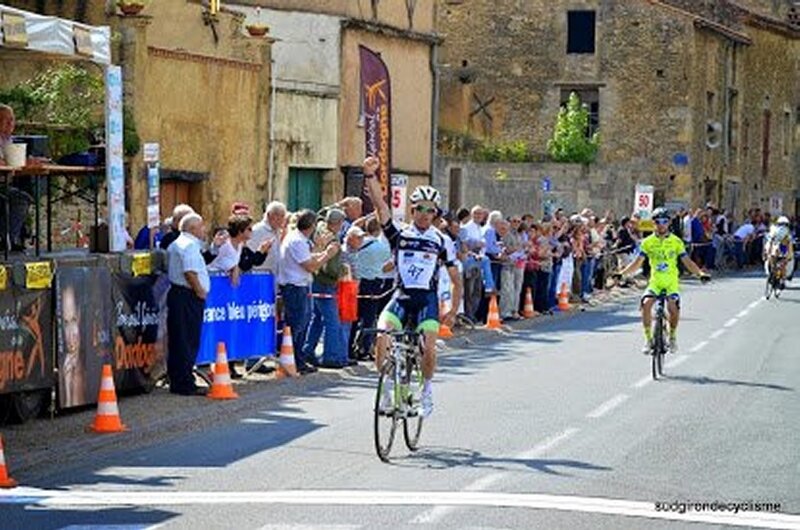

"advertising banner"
[197,272,276,365]
[635,184,655,233]
[56,267,112,409]
[360,45,392,211]
[0,288,52,395]
[112,274,168,392]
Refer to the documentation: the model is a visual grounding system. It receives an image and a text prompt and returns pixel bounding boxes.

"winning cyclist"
[363,156,462,418]
[763,216,795,288]
[617,207,710,355]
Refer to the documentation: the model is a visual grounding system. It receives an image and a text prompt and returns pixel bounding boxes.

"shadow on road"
[663,374,793,391]
[0,505,176,530]
[392,445,612,477]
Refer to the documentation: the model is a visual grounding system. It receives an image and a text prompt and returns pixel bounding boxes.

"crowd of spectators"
[156,197,799,396]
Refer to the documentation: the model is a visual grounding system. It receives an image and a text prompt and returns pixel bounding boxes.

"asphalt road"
[2,272,799,530]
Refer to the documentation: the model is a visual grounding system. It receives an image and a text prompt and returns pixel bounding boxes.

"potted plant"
[246,7,269,36]
[117,1,146,16]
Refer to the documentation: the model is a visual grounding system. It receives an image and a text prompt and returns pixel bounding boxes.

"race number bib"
[398,251,437,289]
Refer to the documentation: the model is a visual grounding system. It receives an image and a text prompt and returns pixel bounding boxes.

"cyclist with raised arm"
[763,216,794,288]
[617,208,710,355]
[363,156,462,418]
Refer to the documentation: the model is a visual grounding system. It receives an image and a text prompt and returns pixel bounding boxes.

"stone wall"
[434,158,646,219]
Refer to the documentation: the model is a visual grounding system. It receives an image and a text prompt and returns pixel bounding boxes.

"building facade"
[437,0,799,219]
[234,0,439,211]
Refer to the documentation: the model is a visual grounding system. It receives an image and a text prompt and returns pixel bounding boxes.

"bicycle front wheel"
[652,314,665,380]
[374,360,398,462]
[403,354,425,451]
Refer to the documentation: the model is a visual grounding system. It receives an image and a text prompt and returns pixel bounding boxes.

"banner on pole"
[359,45,392,211]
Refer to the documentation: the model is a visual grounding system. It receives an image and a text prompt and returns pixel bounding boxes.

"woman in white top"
[208,214,272,286]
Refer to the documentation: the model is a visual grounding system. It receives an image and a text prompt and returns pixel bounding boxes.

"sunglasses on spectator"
[414,205,437,214]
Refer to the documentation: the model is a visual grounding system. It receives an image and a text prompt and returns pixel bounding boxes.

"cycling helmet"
[776,216,790,226]
[652,207,670,221]
[409,185,441,206]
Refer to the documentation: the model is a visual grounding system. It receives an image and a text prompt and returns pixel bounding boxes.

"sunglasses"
[654,218,670,225]
[414,206,437,214]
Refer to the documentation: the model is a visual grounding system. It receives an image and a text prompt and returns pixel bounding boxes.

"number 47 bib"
[398,250,437,289]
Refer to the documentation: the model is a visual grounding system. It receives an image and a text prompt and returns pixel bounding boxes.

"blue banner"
[197,272,276,364]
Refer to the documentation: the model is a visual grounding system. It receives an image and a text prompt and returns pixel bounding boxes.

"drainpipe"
[268,58,277,203]
[430,40,439,188]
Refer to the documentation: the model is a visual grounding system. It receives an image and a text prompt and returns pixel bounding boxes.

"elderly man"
[279,209,340,374]
[247,201,286,275]
[302,209,353,369]
[166,213,210,396]
[0,104,33,252]
[160,203,196,250]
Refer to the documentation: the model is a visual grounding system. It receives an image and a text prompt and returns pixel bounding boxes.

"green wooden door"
[288,168,322,212]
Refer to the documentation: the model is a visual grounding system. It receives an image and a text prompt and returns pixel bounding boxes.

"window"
[706,91,716,118]
[726,89,738,156]
[560,88,599,137]
[762,109,771,179]
[567,11,596,54]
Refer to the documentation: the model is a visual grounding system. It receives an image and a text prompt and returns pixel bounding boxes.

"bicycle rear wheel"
[403,353,424,451]
[765,274,773,300]
[374,360,398,462]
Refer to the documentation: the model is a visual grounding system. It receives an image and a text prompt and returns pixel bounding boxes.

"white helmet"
[409,185,441,206]
[776,216,790,226]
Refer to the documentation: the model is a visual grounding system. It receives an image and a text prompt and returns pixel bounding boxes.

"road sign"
[391,174,407,223]
[542,177,552,192]
[635,184,655,232]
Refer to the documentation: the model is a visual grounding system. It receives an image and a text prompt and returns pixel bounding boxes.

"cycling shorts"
[641,276,681,308]
[378,289,440,334]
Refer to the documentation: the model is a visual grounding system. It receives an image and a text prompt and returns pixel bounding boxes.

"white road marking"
[586,395,630,419]
[412,428,579,524]
[710,329,726,340]
[632,376,652,389]
[724,318,738,328]
[749,300,762,309]
[690,341,709,353]
[665,355,689,369]
[7,488,800,529]
[260,526,361,530]
[736,309,749,318]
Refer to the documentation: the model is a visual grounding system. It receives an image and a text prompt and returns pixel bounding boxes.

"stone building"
[436,0,799,219]
[232,0,439,211]
[1,0,272,231]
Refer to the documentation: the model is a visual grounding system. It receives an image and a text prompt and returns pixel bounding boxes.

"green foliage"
[547,92,599,164]
[475,140,533,163]
[0,64,141,159]
[123,105,141,157]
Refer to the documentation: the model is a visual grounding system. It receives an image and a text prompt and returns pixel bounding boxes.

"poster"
[197,272,276,364]
[634,184,655,233]
[112,274,168,392]
[0,288,52,395]
[391,174,407,223]
[360,45,393,211]
[56,267,112,409]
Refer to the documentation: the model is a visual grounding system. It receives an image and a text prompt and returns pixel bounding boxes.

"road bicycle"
[364,328,425,462]
[649,290,670,380]
[765,255,787,300]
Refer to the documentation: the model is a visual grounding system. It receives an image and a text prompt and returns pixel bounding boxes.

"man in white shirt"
[733,218,755,269]
[248,201,286,275]
[279,209,340,374]
[166,213,211,396]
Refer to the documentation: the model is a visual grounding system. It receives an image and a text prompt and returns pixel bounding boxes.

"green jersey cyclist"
[617,207,710,354]
[362,156,463,417]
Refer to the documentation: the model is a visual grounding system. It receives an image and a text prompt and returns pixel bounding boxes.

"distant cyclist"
[763,216,795,287]
[362,156,462,417]
[617,208,710,354]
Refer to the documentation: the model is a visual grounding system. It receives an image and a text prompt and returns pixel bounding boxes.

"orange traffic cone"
[0,435,17,488]
[208,342,239,400]
[439,301,454,339]
[558,283,571,311]
[486,294,502,330]
[88,364,127,434]
[523,288,536,318]
[276,326,299,378]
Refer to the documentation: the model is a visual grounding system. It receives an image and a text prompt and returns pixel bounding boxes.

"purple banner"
[359,45,392,208]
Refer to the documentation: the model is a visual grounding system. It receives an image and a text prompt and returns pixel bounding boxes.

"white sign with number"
[769,196,783,216]
[634,184,654,219]
[391,174,407,223]
[143,142,160,163]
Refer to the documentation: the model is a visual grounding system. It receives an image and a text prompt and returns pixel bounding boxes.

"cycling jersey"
[379,220,457,333]
[382,220,456,292]
[639,233,687,297]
